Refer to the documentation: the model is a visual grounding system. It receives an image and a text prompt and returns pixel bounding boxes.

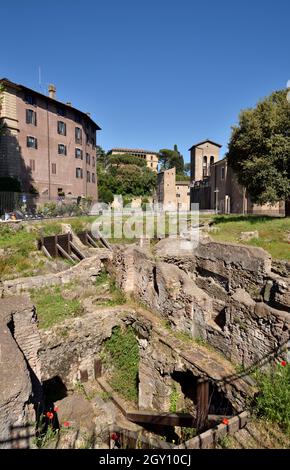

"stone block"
[238,411,248,428]
[200,429,214,449]
[228,416,240,434]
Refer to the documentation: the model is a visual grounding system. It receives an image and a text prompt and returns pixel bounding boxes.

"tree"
[96,145,107,166]
[227,89,290,216]
[108,154,147,168]
[98,186,114,204]
[159,145,184,175]
[0,176,21,192]
[97,159,156,203]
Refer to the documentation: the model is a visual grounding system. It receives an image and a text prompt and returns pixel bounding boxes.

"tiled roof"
[188,139,222,150]
[108,148,159,156]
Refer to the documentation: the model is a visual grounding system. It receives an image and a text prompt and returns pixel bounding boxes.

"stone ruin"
[0,235,289,448]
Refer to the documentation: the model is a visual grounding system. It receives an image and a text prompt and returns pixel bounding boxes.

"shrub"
[253,360,290,433]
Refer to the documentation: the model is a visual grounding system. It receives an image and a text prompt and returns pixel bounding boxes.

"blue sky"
[1,0,289,163]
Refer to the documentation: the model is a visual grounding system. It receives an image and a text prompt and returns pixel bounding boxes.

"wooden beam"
[69,241,86,260]
[56,243,76,263]
[196,380,209,431]
[87,232,98,248]
[41,245,52,259]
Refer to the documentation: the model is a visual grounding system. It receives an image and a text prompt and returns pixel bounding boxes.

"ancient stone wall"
[109,241,290,369]
[0,297,40,448]
[39,307,125,385]
[1,254,104,295]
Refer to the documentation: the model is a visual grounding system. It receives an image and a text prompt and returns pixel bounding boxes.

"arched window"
[210,156,215,165]
[202,156,208,178]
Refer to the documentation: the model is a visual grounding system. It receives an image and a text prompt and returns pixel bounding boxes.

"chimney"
[66,102,72,106]
[48,84,56,99]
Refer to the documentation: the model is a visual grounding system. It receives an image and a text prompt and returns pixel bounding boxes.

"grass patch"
[210,215,290,260]
[102,326,139,403]
[253,361,290,434]
[169,383,179,412]
[30,284,83,329]
[0,225,43,280]
[94,270,126,306]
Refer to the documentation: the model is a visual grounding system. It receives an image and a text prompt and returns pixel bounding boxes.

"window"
[91,137,95,147]
[86,153,90,164]
[29,159,35,171]
[57,121,66,136]
[91,156,95,167]
[75,148,83,159]
[87,171,90,182]
[27,136,38,149]
[26,109,37,125]
[221,167,225,180]
[58,144,67,155]
[76,167,83,178]
[92,173,95,183]
[52,163,56,174]
[25,94,36,105]
[202,155,208,178]
[86,133,89,145]
[210,156,215,165]
[57,107,66,117]
[75,127,82,144]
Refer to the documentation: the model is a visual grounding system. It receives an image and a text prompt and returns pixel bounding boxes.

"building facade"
[190,139,284,215]
[156,167,190,210]
[0,78,100,200]
[108,148,159,172]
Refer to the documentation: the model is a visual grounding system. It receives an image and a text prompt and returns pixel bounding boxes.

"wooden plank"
[69,241,85,260]
[56,243,75,263]
[89,229,111,250]
[94,359,102,379]
[87,232,98,247]
[41,245,52,259]
[79,369,88,383]
[196,380,209,431]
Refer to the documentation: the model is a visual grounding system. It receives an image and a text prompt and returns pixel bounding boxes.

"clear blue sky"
[1,0,289,163]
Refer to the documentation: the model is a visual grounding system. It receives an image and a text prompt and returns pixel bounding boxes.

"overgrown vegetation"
[169,383,179,412]
[94,270,126,306]
[30,284,83,329]
[102,326,139,403]
[227,89,290,215]
[211,215,290,260]
[97,149,157,204]
[0,224,42,280]
[253,361,290,433]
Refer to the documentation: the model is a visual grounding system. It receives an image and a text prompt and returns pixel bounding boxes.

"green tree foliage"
[159,145,185,175]
[97,151,156,203]
[227,89,290,215]
[108,153,146,168]
[96,145,107,165]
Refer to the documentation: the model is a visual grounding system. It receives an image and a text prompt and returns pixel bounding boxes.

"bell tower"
[189,139,222,183]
